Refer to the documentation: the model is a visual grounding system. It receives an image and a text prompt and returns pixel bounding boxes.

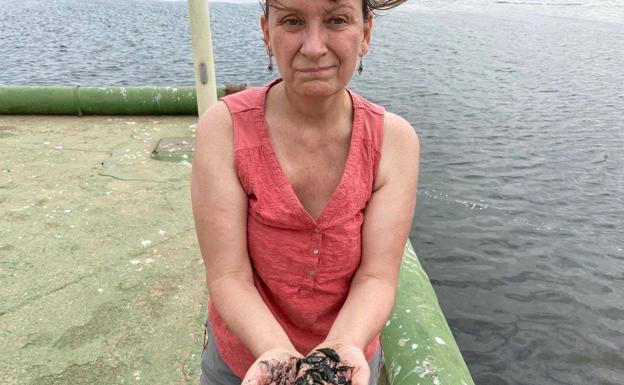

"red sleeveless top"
[208,78,385,378]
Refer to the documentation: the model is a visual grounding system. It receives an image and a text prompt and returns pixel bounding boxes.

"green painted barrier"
[381,240,475,385]
[0,85,228,115]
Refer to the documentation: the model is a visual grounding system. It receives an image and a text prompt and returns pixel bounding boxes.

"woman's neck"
[271,81,352,130]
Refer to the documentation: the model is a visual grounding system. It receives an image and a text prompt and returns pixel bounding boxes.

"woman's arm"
[313,112,419,384]
[191,101,296,357]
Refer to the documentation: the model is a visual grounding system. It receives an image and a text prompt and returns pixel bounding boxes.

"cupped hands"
[294,342,370,385]
[241,347,304,385]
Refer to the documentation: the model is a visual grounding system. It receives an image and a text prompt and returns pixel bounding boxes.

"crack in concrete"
[96,171,167,183]
[0,273,94,318]
[52,147,111,154]
[0,146,110,154]
[179,292,206,383]
[1,225,196,317]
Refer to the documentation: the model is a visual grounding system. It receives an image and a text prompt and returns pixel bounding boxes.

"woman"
[191,0,419,384]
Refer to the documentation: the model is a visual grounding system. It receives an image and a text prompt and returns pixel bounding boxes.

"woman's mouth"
[298,65,334,73]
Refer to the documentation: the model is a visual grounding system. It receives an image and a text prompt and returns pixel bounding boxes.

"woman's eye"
[330,17,347,25]
[283,18,303,26]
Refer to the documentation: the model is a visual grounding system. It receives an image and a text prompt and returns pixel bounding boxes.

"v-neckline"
[256,79,361,227]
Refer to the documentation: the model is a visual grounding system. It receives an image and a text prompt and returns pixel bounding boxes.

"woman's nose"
[300,24,328,59]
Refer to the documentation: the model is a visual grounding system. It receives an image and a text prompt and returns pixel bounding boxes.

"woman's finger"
[350,363,370,385]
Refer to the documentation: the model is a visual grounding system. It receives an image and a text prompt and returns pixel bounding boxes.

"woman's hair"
[261,0,408,20]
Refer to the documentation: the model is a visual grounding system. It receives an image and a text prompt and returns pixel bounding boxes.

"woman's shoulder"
[349,88,385,116]
[372,110,420,189]
[382,111,419,168]
[219,85,266,114]
[383,111,418,142]
[196,101,234,153]
[346,88,417,140]
[196,89,264,155]
[349,90,417,155]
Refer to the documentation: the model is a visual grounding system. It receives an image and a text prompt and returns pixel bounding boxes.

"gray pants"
[200,320,384,385]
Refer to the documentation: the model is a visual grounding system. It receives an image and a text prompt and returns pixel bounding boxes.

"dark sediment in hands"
[253,357,300,385]
[295,348,354,385]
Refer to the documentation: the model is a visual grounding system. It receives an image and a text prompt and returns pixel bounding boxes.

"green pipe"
[381,239,475,385]
[0,85,228,115]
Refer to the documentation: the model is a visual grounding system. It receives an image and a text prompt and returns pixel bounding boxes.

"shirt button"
[314,227,320,233]
[311,247,320,255]
[308,270,316,277]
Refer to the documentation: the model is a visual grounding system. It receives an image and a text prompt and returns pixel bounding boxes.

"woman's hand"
[296,342,370,385]
[241,347,304,385]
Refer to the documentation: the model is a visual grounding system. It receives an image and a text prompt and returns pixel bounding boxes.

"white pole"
[187,0,218,117]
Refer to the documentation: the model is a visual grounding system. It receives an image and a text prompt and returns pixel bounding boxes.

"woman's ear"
[360,12,373,56]
[260,14,271,50]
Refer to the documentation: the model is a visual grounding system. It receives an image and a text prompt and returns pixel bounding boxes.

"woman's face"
[261,0,372,98]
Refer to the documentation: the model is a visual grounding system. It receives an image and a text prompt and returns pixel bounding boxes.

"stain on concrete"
[0,245,16,253]
[51,276,180,350]
[45,222,62,230]
[30,356,126,385]
[53,302,125,349]
[0,125,18,138]
[21,332,55,350]
[113,332,142,351]
[130,276,181,319]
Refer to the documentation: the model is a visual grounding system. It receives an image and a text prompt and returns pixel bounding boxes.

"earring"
[267,48,274,73]
[357,57,363,75]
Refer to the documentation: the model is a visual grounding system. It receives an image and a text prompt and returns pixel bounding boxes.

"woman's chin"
[289,78,348,98]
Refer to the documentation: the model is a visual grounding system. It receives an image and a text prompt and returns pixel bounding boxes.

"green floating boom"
[381,239,475,385]
[0,85,227,115]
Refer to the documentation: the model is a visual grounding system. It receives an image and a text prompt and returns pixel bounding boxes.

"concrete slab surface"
[0,115,207,385]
